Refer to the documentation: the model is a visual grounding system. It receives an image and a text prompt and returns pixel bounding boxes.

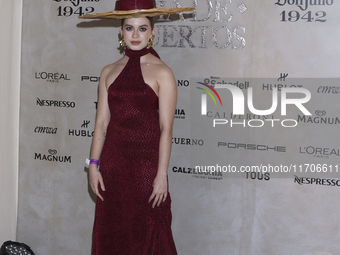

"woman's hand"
[148,174,168,208]
[89,165,105,201]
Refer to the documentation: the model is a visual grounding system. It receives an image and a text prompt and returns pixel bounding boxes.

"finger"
[153,194,162,208]
[163,192,167,202]
[94,186,104,201]
[97,192,104,201]
[152,196,158,208]
[157,195,163,207]
[148,193,155,203]
[99,178,105,191]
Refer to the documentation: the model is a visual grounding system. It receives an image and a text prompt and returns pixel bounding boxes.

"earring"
[119,34,126,48]
[147,35,154,49]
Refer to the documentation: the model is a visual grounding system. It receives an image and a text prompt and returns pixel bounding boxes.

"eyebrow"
[124,24,149,27]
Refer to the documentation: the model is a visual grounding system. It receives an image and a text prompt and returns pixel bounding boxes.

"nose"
[132,29,139,38]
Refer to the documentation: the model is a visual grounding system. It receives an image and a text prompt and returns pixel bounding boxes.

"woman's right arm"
[89,66,111,201]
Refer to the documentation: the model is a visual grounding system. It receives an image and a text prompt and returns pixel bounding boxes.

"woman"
[81,1,194,254]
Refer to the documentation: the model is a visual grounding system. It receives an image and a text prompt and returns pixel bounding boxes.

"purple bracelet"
[89,159,99,166]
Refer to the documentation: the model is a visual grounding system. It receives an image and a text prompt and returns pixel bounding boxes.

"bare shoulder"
[100,58,122,75]
[156,61,176,88]
[142,54,176,87]
[146,54,173,72]
[100,56,128,89]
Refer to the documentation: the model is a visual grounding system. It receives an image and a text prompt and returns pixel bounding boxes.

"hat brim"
[79,8,195,19]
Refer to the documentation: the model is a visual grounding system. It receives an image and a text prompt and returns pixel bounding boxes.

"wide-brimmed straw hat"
[79,0,195,19]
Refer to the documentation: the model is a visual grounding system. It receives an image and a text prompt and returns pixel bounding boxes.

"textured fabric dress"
[91,47,177,255]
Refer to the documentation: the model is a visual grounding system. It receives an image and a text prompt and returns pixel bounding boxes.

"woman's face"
[120,17,155,51]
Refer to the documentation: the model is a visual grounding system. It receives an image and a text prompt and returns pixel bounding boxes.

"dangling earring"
[147,35,154,49]
[119,34,126,48]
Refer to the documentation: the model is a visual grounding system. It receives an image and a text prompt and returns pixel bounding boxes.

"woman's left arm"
[148,65,177,208]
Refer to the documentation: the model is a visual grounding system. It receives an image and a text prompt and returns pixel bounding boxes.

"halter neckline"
[125,47,152,59]
[124,47,160,60]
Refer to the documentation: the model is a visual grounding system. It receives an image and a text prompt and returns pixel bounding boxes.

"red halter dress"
[91,47,177,255]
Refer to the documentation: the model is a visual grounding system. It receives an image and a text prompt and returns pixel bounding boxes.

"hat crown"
[115,0,156,11]
[79,0,194,19]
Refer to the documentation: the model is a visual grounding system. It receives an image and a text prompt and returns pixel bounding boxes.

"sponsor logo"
[177,80,190,88]
[54,0,101,17]
[172,166,223,180]
[207,111,276,121]
[299,146,340,159]
[317,86,340,94]
[69,120,94,137]
[34,126,57,134]
[297,110,340,125]
[294,175,340,187]
[245,171,270,181]
[275,1,332,23]
[172,137,204,146]
[36,98,75,108]
[81,76,100,82]
[262,74,302,91]
[175,108,186,119]
[218,142,286,152]
[34,149,72,163]
[53,0,100,7]
[203,77,249,90]
[262,83,303,91]
[35,72,70,83]
[275,0,333,11]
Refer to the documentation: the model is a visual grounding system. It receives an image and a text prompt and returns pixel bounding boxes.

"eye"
[139,27,147,32]
[125,26,133,31]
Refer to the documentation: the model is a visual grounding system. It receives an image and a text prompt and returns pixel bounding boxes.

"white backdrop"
[17,1,340,254]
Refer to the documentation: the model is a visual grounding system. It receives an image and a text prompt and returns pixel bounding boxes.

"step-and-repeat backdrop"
[19,1,340,254]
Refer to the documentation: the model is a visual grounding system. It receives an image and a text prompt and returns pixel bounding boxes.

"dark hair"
[121,17,154,29]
